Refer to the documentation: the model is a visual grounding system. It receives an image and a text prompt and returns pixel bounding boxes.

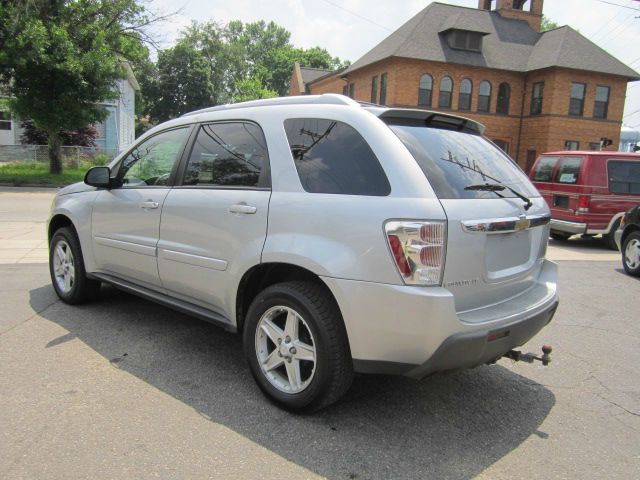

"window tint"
[555,156,582,184]
[439,76,453,108]
[390,125,538,200]
[119,127,189,187]
[533,156,557,182]
[458,79,472,111]
[418,74,432,107]
[594,86,610,119]
[284,118,390,196]
[608,160,640,194]
[497,82,510,115]
[569,82,586,116]
[478,81,491,112]
[183,122,268,188]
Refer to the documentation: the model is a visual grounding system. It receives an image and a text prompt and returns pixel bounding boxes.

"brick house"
[289,0,640,171]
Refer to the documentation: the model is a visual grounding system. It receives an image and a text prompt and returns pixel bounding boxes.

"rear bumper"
[550,219,586,235]
[322,260,559,377]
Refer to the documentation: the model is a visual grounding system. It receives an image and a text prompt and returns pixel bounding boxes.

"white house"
[0,61,139,155]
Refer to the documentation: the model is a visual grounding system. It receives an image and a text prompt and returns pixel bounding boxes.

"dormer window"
[447,30,484,52]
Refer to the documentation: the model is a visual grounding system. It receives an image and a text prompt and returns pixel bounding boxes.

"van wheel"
[622,232,640,277]
[550,231,571,241]
[49,227,101,304]
[243,281,354,412]
[603,218,621,251]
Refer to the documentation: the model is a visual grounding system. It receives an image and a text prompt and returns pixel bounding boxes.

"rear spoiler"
[368,107,485,135]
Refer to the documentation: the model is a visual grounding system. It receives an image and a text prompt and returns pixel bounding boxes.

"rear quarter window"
[555,156,583,184]
[533,156,558,182]
[283,118,391,196]
[608,160,640,194]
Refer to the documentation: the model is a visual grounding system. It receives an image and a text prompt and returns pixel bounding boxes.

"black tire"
[49,227,101,304]
[550,231,571,241]
[243,281,354,412]
[622,231,640,277]
[603,218,621,251]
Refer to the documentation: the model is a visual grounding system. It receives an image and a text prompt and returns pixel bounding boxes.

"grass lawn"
[0,161,89,186]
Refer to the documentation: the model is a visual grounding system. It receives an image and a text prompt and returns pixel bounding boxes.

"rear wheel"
[603,218,621,251]
[243,281,353,412]
[550,231,571,241]
[622,231,640,277]
[49,227,101,304]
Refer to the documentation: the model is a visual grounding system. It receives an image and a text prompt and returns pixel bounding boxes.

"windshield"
[390,126,539,200]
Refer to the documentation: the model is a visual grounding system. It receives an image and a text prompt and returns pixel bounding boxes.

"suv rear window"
[533,156,558,182]
[284,118,391,196]
[390,126,538,199]
[555,156,583,184]
[608,160,640,194]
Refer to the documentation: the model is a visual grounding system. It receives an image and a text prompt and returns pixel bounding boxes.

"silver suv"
[48,94,558,411]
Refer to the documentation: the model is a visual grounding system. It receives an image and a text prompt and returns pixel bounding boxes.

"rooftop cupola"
[477,0,544,32]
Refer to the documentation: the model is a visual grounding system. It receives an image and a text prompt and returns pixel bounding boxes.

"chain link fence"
[0,145,118,168]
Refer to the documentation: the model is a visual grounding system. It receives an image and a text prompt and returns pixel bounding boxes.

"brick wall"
[305,57,628,170]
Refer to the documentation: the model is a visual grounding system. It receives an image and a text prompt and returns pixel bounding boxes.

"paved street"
[0,187,639,479]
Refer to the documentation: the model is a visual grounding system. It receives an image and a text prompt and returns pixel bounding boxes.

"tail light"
[384,220,446,286]
[577,195,590,213]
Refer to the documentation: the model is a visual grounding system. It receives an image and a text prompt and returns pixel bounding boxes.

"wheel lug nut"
[278,338,282,344]
[289,347,297,354]
[285,336,291,343]
[287,357,292,363]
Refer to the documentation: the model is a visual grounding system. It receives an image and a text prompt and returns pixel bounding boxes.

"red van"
[529,151,640,249]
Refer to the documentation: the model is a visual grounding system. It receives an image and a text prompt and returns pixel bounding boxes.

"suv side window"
[533,156,558,182]
[555,156,583,184]
[608,160,640,194]
[183,122,269,188]
[284,118,390,196]
[119,127,189,187]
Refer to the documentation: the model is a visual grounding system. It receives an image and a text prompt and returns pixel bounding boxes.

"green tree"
[541,15,560,32]
[0,0,153,174]
[233,76,278,102]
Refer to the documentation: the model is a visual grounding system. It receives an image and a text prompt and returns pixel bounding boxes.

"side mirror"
[84,166,111,188]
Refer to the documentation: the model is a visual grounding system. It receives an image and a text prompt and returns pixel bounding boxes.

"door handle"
[140,200,159,209]
[229,204,257,215]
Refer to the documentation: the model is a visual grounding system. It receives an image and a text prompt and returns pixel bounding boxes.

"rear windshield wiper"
[465,183,533,210]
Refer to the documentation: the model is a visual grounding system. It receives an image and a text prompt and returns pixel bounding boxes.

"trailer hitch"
[504,344,552,366]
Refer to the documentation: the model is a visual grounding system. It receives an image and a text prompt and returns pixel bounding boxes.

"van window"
[555,156,582,184]
[284,118,391,196]
[533,156,558,182]
[608,160,640,194]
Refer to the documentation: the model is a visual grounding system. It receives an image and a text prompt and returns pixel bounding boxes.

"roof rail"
[181,94,359,117]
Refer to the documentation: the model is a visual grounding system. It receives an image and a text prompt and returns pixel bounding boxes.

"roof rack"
[181,94,359,117]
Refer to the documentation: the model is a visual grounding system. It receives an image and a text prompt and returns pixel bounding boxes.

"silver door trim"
[94,236,157,256]
[158,248,228,271]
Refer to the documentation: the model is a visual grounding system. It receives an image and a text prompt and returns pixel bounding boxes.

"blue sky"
[149,0,640,125]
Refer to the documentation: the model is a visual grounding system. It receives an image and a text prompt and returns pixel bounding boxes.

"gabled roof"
[300,66,334,84]
[342,2,639,80]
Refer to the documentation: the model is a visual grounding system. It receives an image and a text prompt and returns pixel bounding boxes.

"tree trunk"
[48,130,62,174]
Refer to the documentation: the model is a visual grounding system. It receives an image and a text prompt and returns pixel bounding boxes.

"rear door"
[546,155,584,222]
[390,124,549,314]
[91,126,191,289]
[157,121,271,315]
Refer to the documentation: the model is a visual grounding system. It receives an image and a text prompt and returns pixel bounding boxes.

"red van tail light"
[578,195,590,213]
[385,221,446,286]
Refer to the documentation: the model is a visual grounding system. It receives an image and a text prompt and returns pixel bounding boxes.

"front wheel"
[49,227,101,304]
[243,281,353,412]
[622,231,640,277]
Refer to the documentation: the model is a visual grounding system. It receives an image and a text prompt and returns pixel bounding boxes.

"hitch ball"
[541,344,552,366]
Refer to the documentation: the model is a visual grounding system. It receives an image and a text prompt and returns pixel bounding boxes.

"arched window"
[497,82,511,115]
[418,74,433,107]
[478,81,492,113]
[439,76,453,109]
[458,78,472,111]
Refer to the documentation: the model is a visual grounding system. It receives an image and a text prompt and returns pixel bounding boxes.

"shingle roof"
[342,2,639,80]
[300,66,334,84]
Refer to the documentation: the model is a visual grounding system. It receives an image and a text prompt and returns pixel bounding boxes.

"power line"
[624,108,640,118]
[590,1,631,41]
[594,0,640,11]
[318,0,394,32]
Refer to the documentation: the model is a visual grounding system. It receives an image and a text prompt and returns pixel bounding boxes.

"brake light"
[577,195,590,213]
[385,221,446,286]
